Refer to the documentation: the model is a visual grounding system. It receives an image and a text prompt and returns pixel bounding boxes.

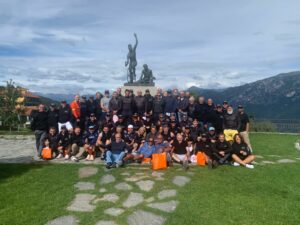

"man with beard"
[223,105,241,142]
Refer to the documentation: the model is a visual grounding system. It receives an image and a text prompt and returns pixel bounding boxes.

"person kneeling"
[231,134,255,169]
[102,134,131,169]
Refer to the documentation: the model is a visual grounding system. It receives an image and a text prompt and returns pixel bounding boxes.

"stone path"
[123,192,144,208]
[127,210,166,225]
[67,193,96,212]
[46,216,78,225]
[74,181,95,190]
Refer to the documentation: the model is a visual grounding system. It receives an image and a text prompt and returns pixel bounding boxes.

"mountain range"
[188,71,300,119]
[36,71,300,119]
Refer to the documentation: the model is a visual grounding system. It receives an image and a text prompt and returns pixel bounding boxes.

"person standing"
[238,105,253,152]
[120,89,135,122]
[134,90,146,116]
[101,90,111,120]
[177,91,189,122]
[58,100,72,132]
[70,94,81,128]
[31,104,48,158]
[48,103,59,131]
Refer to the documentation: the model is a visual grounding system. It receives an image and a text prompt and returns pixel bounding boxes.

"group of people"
[31,87,255,170]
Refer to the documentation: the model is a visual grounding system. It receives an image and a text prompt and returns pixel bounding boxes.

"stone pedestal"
[121,86,158,96]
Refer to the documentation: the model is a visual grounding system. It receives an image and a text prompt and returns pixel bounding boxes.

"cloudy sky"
[0,0,300,94]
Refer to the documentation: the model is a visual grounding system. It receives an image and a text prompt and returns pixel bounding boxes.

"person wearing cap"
[127,137,156,162]
[113,115,126,130]
[83,125,99,161]
[214,104,224,134]
[238,105,253,152]
[129,113,143,131]
[86,113,99,131]
[101,133,131,168]
[207,127,217,143]
[99,112,113,131]
[48,103,59,131]
[134,90,146,116]
[124,124,138,148]
[56,125,71,160]
[231,133,255,169]
[101,90,111,121]
[177,91,189,123]
[31,104,49,158]
[58,100,73,132]
[222,101,229,113]
[212,133,232,165]
[153,93,165,122]
[195,133,216,168]
[70,94,81,127]
[223,105,241,142]
[164,90,177,116]
[120,89,135,122]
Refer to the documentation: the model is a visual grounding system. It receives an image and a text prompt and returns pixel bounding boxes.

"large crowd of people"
[31,87,255,170]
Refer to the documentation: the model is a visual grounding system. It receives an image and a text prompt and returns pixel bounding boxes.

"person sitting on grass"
[231,133,255,169]
[56,125,71,160]
[154,134,172,166]
[195,133,216,169]
[212,133,232,165]
[96,125,112,160]
[70,127,84,162]
[171,133,189,170]
[127,138,156,163]
[102,133,131,169]
[41,138,52,159]
[83,125,99,161]
[46,127,58,158]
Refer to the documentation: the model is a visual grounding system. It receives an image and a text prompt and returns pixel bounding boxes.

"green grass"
[0,133,300,225]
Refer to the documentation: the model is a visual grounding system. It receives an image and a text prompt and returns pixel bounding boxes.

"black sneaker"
[212,160,219,168]
[111,163,117,168]
[106,163,112,169]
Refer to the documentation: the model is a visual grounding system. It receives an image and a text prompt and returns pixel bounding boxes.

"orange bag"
[42,147,52,159]
[197,152,206,166]
[152,153,167,170]
[142,157,152,164]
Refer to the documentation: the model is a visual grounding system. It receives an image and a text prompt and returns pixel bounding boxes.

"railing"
[252,119,300,133]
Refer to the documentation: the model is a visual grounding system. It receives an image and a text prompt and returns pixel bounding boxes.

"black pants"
[212,152,231,164]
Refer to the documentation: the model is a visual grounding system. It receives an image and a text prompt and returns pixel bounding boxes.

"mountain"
[188,71,300,119]
[35,93,74,104]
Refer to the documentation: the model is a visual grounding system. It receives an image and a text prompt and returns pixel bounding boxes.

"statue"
[125,33,138,83]
[138,64,156,84]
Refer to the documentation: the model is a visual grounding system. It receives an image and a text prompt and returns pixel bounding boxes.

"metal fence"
[253,119,300,133]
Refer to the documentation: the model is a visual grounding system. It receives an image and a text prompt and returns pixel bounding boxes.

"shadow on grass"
[0,163,47,183]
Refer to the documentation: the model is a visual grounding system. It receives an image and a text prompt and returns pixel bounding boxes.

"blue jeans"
[106,151,125,165]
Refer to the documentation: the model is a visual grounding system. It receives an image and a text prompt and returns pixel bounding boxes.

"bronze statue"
[125,33,138,83]
[139,64,155,84]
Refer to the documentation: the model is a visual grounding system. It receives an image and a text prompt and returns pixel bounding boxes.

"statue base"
[121,85,158,96]
[124,82,155,87]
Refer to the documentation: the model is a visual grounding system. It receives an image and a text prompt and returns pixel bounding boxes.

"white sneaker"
[56,154,63,159]
[64,155,70,160]
[233,162,240,167]
[245,164,254,169]
[71,156,76,161]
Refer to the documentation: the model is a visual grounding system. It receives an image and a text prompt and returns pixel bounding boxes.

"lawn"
[0,133,300,225]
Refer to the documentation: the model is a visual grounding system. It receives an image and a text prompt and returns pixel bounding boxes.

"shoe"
[207,160,213,169]
[183,160,189,171]
[90,155,94,161]
[233,162,240,167]
[71,156,79,162]
[85,155,91,161]
[245,164,254,169]
[56,154,63,159]
[106,163,112,169]
[212,160,219,168]
[111,163,117,168]
[64,155,70,160]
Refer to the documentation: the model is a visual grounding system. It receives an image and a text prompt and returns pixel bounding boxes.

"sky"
[0,0,300,94]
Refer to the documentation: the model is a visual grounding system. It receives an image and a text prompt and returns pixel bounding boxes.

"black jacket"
[58,105,72,123]
[223,112,241,130]
[31,111,48,131]
[48,109,59,128]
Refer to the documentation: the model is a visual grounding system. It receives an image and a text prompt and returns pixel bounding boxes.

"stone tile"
[99,188,107,193]
[45,216,77,225]
[121,172,131,176]
[277,159,296,163]
[172,176,191,187]
[67,194,96,212]
[147,200,178,213]
[127,210,166,225]
[136,180,155,192]
[74,182,95,191]
[104,207,125,216]
[94,193,119,203]
[157,189,177,200]
[95,221,119,225]
[78,167,98,179]
[123,192,144,208]
[261,160,276,164]
[100,174,116,185]
[125,176,149,182]
[145,197,155,203]
[115,182,133,191]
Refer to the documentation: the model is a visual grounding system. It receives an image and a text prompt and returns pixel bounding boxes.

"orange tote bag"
[197,152,206,166]
[152,153,167,170]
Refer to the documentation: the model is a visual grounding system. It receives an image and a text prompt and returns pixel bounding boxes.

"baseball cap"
[209,127,215,131]
[223,101,228,104]
[90,113,95,117]
[50,103,56,107]
[88,125,95,129]
[105,90,109,94]
[238,105,244,109]
[61,100,67,103]
[61,125,67,129]
[128,124,133,129]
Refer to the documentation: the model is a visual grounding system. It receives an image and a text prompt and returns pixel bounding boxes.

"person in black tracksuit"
[144,89,154,115]
[31,104,48,158]
[213,104,224,134]
[56,126,71,159]
[120,90,135,122]
[48,103,59,131]
[152,94,165,122]
[58,101,72,130]
[195,96,207,126]
[134,91,146,116]
[195,133,216,168]
[212,133,232,165]
[45,127,58,157]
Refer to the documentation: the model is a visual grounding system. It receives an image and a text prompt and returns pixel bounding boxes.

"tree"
[0,79,21,132]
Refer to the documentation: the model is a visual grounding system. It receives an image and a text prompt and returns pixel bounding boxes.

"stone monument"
[122,33,158,96]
